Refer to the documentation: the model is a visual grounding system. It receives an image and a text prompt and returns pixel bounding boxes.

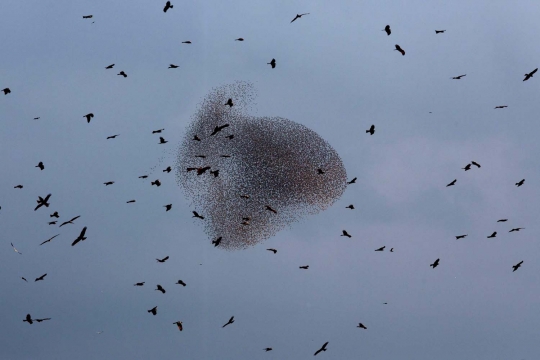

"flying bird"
[176,280,186,286]
[105,64,114,69]
[159,137,168,144]
[375,246,385,251]
[264,348,273,352]
[211,124,230,136]
[212,237,222,247]
[487,232,497,238]
[71,226,88,246]
[134,282,145,286]
[366,124,375,135]
[497,219,508,222]
[314,342,329,356]
[33,117,40,120]
[516,179,525,187]
[211,169,220,177]
[14,185,23,189]
[430,258,440,268]
[192,211,205,219]
[155,285,166,294]
[299,265,309,269]
[390,248,394,252]
[471,161,481,168]
[225,134,234,139]
[222,316,235,328]
[291,13,310,23]
[509,228,524,232]
[156,256,169,263]
[34,194,51,211]
[182,41,191,44]
[317,168,325,175]
[512,261,523,272]
[2,88,11,95]
[173,321,183,331]
[152,129,164,134]
[163,1,173,12]
[357,323,367,329]
[117,71,127,78]
[347,177,357,184]
[346,204,354,209]
[193,135,201,141]
[225,98,234,107]
[394,44,405,56]
[23,314,33,324]
[267,248,277,254]
[163,166,172,173]
[446,179,457,187]
[151,179,161,186]
[40,234,59,245]
[22,277,28,282]
[383,25,391,35]
[267,58,276,68]
[106,134,120,139]
[35,318,51,323]
[59,215,80,227]
[83,15,93,19]
[265,205,277,214]
[462,164,471,171]
[164,204,172,211]
[494,105,508,109]
[168,64,179,69]
[455,234,467,239]
[452,74,466,80]
[126,200,136,203]
[523,68,537,81]
[83,113,94,123]
[48,221,57,225]
[435,30,446,33]
[235,38,244,41]
[148,306,157,315]
[50,211,59,218]
[103,181,115,186]
[341,230,351,238]
[11,242,22,255]
[36,162,44,170]
[35,274,47,282]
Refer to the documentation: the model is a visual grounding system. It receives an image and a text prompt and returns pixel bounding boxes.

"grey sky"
[1,0,540,359]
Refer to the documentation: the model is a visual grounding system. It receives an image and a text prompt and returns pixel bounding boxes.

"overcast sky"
[2,0,540,359]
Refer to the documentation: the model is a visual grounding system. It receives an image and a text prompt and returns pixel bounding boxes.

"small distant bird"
[291,13,310,23]
[265,205,277,214]
[148,306,157,315]
[509,227,524,232]
[159,137,168,144]
[523,68,538,81]
[471,161,481,168]
[222,316,235,328]
[36,162,44,170]
[235,38,244,41]
[173,321,183,331]
[50,211,59,218]
[192,211,204,219]
[195,155,207,158]
[126,200,136,203]
[446,179,457,187]
[11,242,22,255]
[83,113,94,123]
[455,234,467,239]
[375,246,385,251]
[462,164,471,171]
[394,44,405,56]
[366,125,375,135]
[220,155,231,158]
[390,248,394,252]
[35,274,47,282]
[163,1,173,12]
[341,230,351,238]
[317,168,325,175]
[83,15,93,19]
[494,105,508,109]
[487,232,497,238]
[240,195,250,199]
[168,64,179,69]
[71,226,88,246]
[151,179,161,186]
[156,256,169,263]
[163,166,172,173]
[155,285,166,294]
[59,215,81,228]
[452,74,466,80]
[435,30,446,33]
[139,175,148,179]
[152,129,164,134]
[40,234,59,246]
[267,58,276,68]
[193,135,201,141]
[347,177,357,184]
[225,134,234,139]
[212,237,222,247]
[357,323,367,329]
[107,134,120,139]
[516,179,525,187]
[34,194,51,211]
[105,64,114,69]
[299,265,309,269]
[35,318,51,323]
[497,219,508,222]
[346,205,354,209]
[134,282,145,286]
[176,280,186,286]
[264,348,273,352]
[430,258,440,268]
[2,88,11,95]
[314,342,328,356]
[34,117,40,120]
[182,41,191,44]
[14,185,23,189]
[104,181,114,186]
[48,221,57,225]
[117,71,127,78]
[22,277,28,282]
[383,25,391,35]
[211,124,230,136]
[23,314,33,324]
[512,261,523,272]
[210,170,219,177]
[267,248,277,254]
[225,98,234,107]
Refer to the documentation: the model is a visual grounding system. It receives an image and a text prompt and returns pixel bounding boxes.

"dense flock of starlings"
[4,2,534,357]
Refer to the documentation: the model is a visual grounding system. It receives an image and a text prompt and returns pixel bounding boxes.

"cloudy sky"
[2,0,540,359]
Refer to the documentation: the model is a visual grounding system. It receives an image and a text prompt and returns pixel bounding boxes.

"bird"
[487,232,497,238]
[148,306,157,315]
[346,204,354,209]
[195,155,207,158]
[134,282,145,286]
[23,314,33,324]
[523,68,537,81]
[14,185,23,189]
[240,195,250,199]
[516,179,525,187]
[34,194,52,211]
[267,248,277,254]
[390,248,394,252]
[11,242,22,255]
[452,74,466,80]
[163,166,172,173]
[509,228,524,232]
[212,237,222,247]
[117,71,127,78]
[225,98,234,107]
[33,117,40,120]
[105,64,114,69]
[211,124,230,136]
[35,318,51,323]
[471,161,481,168]
[222,316,235,328]
[36,162,44,170]
[176,280,186,286]
[225,134,234,139]
[193,135,201,141]
[155,285,166,294]
[22,277,28,282]
[497,219,508,222]
[347,177,357,184]
[2,88,11,95]
[494,105,508,109]
[159,137,168,144]
[103,181,115,186]
[163,1,173,12]
[383,25,391,35]
[267,58,276,68]
[152,129,164,134]
[299,265,309,269]
[264,348,273,352]
[220,155,231,158]
[462,164,471,171]
[48,221,57,225]
[71,227,88,246]
[435,30,446,33]
[317,168,325,175]
[35,274,47,282]
[83,113,94,123]
[314,342,328,356]
[291,13,310,23]
[512,261,523,272]
[235,38,244,41]
[341,230,351,238]
[40,234,59,246]
[366,125,375,135]
[168,64,179,69]
[209,169,219,177]
[50,211,59,218]
[126,200,136,203]
[394,44,405,56]
[106,134,120,139]
[59,215,80,227]
[182,41,191,44]
[357,323,367,329]
[455,234,467,239]
[265,205,277,214]
[173,321,183,331]
[83,15,93,19]
[446,179,457,187]
[139,175,148,179]
[375,246,385,251]
[430,258,440,268]
[156,256,169,263]
[164,204,172,211]
[192,211,205,219]
[151,179,161,186]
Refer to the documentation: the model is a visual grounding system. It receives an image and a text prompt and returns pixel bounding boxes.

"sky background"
[1,0,540,359]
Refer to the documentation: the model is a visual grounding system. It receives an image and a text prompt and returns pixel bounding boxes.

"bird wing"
[80,226,87,237]
[532,68,538,75]
[72,238,81,246]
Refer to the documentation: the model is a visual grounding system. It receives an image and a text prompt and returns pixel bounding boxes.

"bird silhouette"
[523,68,537,81]
[11,242,22,255]
[148,306,158,315]
[105,64,114,69]
[341,230,352,238]
[168,64,179,69]
[462,164,471,171]
[291,13,310,23]
[264,348,273,352]
[455,234,467,239]
[225,98,234,107]
[497,219,508,222]
[357,323,367,329]
[383,25,391,35]
[14,185,23,189]
[225,134,234,139]
[299,265,309,269]
[2,88,11,95]
[71,226,88,246]
[23,314,33,324]
[173,321,183,331]
[446,179,457,187]
[193,135,201,141]
[366,125,375,135]
[314,342,328,356]
[265,205,277,214]
[83,113,94,123]
[126,200,136,203]
[182,41,191,44]
[509,227,524,232]
[36,162,44,170]
[151,179,161,186]
[471,161,481,168]
[35,274,47,282]
[152,129,164,134]
[452,74,466,80]
[516,179,525,187]
[222,316,235,328]
[267,248,277,254]
[430,258,440,268]
[48,221,57,225]
[164,204,172,211]
[35,318,51,323]
[134,282,145,286]
[40,234,59,246]
[375,246,385,251]
[210,170,219,177]
[487,232,497,238]
[267,58,276,68]
[347,177,357,184]
[317,168,325,175]
[195,155,207,158]
[33,117,40,120]
[512,261,523,272]
[176,280,187,286]
[192,211,204,219]
[211,124,230,136]
[435,30,446,33]
[235,38,244,41]
[494,105,508,109]
[103,181,114,186]
[59,216,80,227]
[156,256,169,263]
[159,137,168,144]
[163,166,172,173]
[155,285,166,294]
[394,44,405,56]
[346,204,355,209]
[34,194,51,211]
[106,134,120,139]
[22,277,28,282]
[163,1,173,12]
[212,237,222,247]
[117,71,127,78]
[83,15,93,19]
[390,248,394,252]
